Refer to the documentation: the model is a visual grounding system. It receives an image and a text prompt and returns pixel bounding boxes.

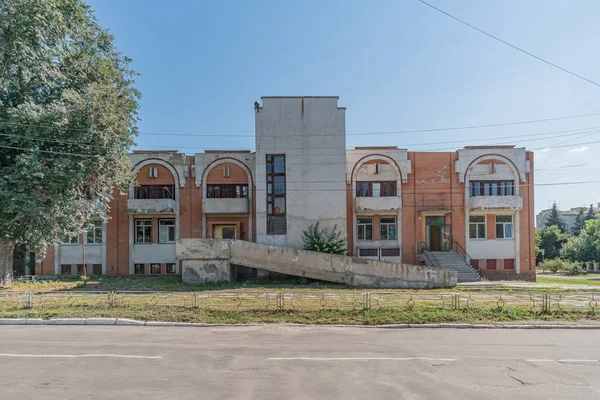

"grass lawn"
[6,275,348,293]
[2,276,600,324]
[537,276,600,286]
[0,306,597,325]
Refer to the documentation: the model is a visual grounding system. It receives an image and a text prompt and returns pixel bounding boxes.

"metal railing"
[134,185,175,200]
[451,240,481,279]
[0,290,598,313]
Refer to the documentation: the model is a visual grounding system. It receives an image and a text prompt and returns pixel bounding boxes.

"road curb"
[0,319,599,329]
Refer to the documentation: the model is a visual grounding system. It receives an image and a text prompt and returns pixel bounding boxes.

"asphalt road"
[1,326,599,399]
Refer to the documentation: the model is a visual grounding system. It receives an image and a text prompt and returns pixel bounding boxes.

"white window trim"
[135,219,153,244]
[357,217,374,241]
[496,215,514,240]
[85,221,103,244]
[469,215,487,240]
[158,219,176,244]
[380,217,397,241]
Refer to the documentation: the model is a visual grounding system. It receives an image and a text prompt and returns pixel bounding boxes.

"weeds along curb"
[0,318,599,329]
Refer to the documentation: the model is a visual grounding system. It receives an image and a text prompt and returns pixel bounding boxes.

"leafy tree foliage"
[301,223,347,255]
[544,202,567,233]
[537,225,565,260]
[585,203,597,222]
[560,218,600,263]
[0,0,140,284]
[572,209,585,236]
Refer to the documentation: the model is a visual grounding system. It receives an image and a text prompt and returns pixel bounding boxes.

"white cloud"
[569,146,590,153]
[538,148,552,153]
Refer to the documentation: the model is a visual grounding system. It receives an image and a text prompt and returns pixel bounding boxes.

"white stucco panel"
[456,147,529,183]
[466,239,516,260]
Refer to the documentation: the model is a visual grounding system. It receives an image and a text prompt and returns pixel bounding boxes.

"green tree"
[585,204,597,222]
[301,223,347,255]
[572,209,586,236]
[0,0,140,285]
[537,225,565,260]
[545,202,567,233]
[560,230,600,263]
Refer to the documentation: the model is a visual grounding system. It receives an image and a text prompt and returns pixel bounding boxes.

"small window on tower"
[223,165,231,178]
[149,167,158,178]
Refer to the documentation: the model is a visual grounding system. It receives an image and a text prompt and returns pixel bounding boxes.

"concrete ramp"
[177,239,457,289]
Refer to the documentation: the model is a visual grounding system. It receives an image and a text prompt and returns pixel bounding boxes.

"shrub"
[538,258,564,273]
[562,261,584,276]
[301,222,346,255]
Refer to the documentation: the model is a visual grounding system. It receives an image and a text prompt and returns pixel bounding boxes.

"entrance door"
[429,224,442,251]
[425,216,451,251]
[213,225,237,239]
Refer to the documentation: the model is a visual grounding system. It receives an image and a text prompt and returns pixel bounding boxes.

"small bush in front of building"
[301,223,347,255]
[562,261,584,276]
[538,258,564,274]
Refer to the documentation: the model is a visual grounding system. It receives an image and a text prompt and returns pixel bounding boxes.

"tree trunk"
[0,238,15,287]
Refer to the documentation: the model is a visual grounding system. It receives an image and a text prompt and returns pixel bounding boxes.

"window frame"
[266,154,287,235]
[468,215,486,240]
[206,184,249,199]
[91,264,102,276]
[166,263,176,274]
[62,235,79,245]
[380,216,397,240]
[135,219,153,244]
[134,264,145,275]
[355,181,396,197]
[134,185,175,200]
[495,215,514,239]
[158,219,176,244]
[150,263,161,275]
[380,247,400,257]
[357,216,374,241]
[358,248,378,257]
[60,264,72,275]
[469,180,515,197]
[86,221,103,244]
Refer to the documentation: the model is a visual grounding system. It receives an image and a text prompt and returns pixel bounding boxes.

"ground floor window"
[77,264,85,275]
[487,259,497,270]
[92,264,102,275]
[496,215,513,239]
[134,264,145,275]
[380,217,397,240]
[380,248,400,257]
[60,264,71,275]
[358,248,378,257]
[150,263,161,275]
[166,263,176,274]
[159,219,176,243]
[469,215,486,239]
[135,219,152,243]
[357,217,373,240]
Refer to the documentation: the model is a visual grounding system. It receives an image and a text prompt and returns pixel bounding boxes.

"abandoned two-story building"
[36,97,536,281]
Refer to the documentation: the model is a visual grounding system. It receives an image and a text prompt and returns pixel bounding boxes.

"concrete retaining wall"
[177,239,456,288]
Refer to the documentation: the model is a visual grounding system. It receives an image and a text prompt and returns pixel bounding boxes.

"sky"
[87,0,600,214]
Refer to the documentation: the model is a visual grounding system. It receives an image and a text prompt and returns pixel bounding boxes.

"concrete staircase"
[424,251,480,283]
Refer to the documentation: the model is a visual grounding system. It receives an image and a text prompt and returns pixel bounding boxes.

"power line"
[2,111,600,138]
[4,125,599,154]
[416,0,600,88]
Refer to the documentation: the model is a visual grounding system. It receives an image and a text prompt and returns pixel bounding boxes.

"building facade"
[37,96,536,280]
[536,204,600,232]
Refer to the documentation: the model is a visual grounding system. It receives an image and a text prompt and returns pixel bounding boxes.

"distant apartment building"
[536,204,600,231]
[37,96,536,280]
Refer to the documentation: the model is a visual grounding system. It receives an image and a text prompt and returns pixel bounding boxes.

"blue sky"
[87,0,600,213]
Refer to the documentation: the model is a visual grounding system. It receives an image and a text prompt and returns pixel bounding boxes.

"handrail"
[451,240,481,279]
[426,251,442,269]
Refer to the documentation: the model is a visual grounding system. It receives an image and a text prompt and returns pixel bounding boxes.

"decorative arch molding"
[464,154,523,190]
[349,154,408,184]
[199,157,254,187]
